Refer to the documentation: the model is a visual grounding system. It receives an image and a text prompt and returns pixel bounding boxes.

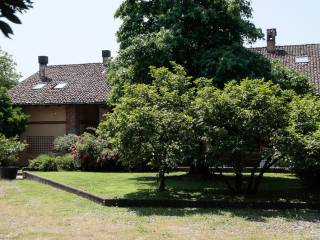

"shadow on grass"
[124,173,317,202]
[123,173,320,220]
[129,206,320,223]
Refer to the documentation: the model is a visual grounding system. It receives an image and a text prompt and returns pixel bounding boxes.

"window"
[295,56,309,63]
[54,83,68,89]
[32,83,46,90]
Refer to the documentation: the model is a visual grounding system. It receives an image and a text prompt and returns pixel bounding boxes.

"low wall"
[24,172,105,205]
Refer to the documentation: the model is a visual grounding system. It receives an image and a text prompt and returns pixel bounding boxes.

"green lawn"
[33,171,320,202]
[0,180,319,240]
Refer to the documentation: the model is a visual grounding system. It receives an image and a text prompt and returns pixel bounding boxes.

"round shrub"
[0,134,27,167]
[53,134,78,155]
[71,133,120,171]
[287,96,320,190]
[56,154,77,171]
[29,155,57,171]
[29,154,77,171]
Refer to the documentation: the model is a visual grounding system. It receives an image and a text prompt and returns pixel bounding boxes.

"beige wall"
[23,124,66,137]
[21,106,67,138]
[25,105,66,122]
[19,104,109,165]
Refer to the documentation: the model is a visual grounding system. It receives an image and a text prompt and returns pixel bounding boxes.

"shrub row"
[29,154,76,171]
[30,133,125,172]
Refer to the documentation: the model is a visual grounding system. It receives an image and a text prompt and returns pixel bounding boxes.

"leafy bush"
[29,155,57,171]
[0,134,27,167]
[0,87,28,138]
[99,64,195,190]
[28,154,77,171]
[192,78,292,194]
[287,96,320,189]
[53,134,78,155]
[56,154,77,171]
[71,133,119,171]
[271,61,314,95]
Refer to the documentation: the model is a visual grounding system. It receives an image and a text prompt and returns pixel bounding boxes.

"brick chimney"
[38,56,48,82]
[102,50,111,65]
[266,29,277,53]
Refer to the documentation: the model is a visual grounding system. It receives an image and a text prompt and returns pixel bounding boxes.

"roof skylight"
[32,83,46,90]
[295,56,309,63]
[54,83,68,89]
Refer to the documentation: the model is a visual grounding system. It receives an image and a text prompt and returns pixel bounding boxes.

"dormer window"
[295,56,309,63]
[54,83,68,89]
[32,83,46,90]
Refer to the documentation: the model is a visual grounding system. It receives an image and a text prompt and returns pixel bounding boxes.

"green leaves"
[0,48,20,90]
[100,64,195,172]
[109,0,270,103]
[0,134,27,167]
[0,87,28,137]
[287,95,320,188]
[192,79,291,166]
[271,61,314,95]
[0,49,26,137]
[5,14,22,24]
[0,21,13,38]
[0,0,33,37]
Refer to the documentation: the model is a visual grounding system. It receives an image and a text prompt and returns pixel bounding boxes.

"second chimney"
[102,50,111,65]
[38,56,48,82]
[266,28,277,53]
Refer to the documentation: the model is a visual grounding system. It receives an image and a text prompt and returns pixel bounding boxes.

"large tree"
[285,95,320,189]
[0,49,27,137]
[0,87,27,137]
[0,48,20,89]
[192,79,292,194]
[0,0,33,37]
[108,0,271,103]
[99,64,194,191]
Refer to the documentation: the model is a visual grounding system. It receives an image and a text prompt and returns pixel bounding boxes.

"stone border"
[24,172,105,205]
[23,171,320,209]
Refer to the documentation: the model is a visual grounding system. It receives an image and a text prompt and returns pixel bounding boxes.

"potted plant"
[0,134,27,180]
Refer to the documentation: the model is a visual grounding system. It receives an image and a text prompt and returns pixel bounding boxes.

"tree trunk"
[247,163,259,194]
[189,141,211,177]
[189,161,211,176]
[235,171,243,194]
[234,158,243,194]
[216,167,236,194]
[158,168,166,192]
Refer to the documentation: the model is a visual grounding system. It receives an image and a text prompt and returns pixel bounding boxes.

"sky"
[1,0,320,79]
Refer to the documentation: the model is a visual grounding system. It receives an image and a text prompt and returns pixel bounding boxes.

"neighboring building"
[9,50,112,165]
[252,29,320,94]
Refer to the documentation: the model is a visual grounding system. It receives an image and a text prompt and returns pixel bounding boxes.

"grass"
[0,179,319,240]
[33,171,320,202]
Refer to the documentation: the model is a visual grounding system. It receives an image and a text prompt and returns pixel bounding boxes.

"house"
[251,29,320,94]
[9,50,112,165]
[8,29,320,165]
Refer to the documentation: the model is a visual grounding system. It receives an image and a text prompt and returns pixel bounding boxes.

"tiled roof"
[251,44,320,94]
[9,63,110,105]
[9,43,320,106]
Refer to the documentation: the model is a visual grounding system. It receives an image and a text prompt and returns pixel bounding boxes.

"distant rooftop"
[251,43,320,94]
